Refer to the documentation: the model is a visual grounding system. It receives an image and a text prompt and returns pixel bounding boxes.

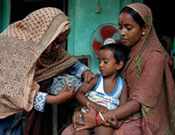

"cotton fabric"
[119,3,175,135]
[61,3,175,135]
[0,7,78,118]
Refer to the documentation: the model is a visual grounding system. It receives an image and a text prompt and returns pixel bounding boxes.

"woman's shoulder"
[143,50,166,63]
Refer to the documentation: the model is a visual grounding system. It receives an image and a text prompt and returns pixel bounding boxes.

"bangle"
[99,112,105,122]
[95,112,99,125]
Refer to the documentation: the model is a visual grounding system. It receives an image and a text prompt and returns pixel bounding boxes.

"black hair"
[120,6,145,28]
[99,42,129,73]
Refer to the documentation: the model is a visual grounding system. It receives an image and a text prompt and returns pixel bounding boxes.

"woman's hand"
[46,82,75,104]
[75,102,98,131]
[72,106,82,129]
[58,82,75,102]
[103,115,119,128]
[82,70,95,83]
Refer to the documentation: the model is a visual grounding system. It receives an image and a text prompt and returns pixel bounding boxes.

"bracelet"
[99,112,105,122]
[95,112,99,125]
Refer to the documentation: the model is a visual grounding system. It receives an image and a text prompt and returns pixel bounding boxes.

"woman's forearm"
[104,99,141,120]
[46,94,65,104]
[46,95,57,104]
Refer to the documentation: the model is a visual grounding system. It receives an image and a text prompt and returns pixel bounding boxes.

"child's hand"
[46,81,75,104]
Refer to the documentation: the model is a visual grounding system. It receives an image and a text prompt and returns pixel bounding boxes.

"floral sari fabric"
[0,7,77,119]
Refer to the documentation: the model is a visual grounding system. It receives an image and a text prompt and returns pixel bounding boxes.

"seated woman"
[62,3,175,135]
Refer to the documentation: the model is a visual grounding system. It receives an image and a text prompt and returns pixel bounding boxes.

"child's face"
[98,49,119,77]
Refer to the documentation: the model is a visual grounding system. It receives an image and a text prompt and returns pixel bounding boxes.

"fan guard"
[90,23,119,58]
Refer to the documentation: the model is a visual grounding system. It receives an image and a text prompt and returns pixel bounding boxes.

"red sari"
[62,3,175,135]
[118,3,175,135]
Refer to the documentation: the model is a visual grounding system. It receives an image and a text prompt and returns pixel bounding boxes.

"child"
[73,43,129,135]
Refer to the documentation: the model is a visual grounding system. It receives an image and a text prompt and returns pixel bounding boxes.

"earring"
[142,32,145,36]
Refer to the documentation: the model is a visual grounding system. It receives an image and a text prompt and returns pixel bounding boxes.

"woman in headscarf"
[62,3,175,135]
[0,7,94,135]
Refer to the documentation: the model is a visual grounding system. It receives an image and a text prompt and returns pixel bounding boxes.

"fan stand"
[103,38,116,45]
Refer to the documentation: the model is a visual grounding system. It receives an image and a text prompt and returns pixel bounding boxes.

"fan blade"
[100,26,118,40]
[93,40,103,55]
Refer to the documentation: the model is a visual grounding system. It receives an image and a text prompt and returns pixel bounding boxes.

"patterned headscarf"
[0,7,77,118]
[122,3,166,76]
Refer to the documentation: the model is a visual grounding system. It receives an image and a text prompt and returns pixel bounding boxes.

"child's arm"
[75,75,107,112]
[75,75,98,106]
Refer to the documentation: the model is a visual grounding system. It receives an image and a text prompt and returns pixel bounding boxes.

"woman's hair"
[120,6,145,28]
[100,43,129,72]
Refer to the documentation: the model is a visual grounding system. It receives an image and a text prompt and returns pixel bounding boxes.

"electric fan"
[90,23,120,58]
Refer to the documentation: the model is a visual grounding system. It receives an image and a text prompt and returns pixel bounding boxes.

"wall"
[68,0,142,73]
[0,0,143,73]
[0,0,10,33]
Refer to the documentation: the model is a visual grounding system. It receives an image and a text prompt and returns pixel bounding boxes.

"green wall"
[68,0,143,73]
[0,0,143,73]
[0,0,10,33]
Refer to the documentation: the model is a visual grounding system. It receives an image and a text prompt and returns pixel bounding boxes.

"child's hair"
[99,42,129,73]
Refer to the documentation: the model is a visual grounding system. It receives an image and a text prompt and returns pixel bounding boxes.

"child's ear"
[115,61,124,70]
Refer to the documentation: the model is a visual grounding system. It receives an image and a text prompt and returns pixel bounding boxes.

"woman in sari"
[0,7,94,135]
[62,3,175,135]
